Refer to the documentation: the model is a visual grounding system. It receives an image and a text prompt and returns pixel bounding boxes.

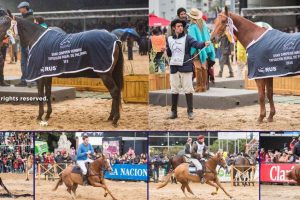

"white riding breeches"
[170,72,194,94]
[190,158,202,171]
[77,158,94,175]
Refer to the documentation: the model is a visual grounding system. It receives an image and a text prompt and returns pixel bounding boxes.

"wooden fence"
[230,165,256,186]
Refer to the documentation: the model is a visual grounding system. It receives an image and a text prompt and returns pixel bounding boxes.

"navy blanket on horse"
[247,29,300,79]
[27,29,120,81]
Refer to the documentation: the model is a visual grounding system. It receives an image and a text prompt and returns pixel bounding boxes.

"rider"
[77,134,95,186]
[191,134,208,184]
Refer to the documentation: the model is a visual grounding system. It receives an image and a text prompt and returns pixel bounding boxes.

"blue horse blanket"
[27,29,120,81]
[247,29,300,79]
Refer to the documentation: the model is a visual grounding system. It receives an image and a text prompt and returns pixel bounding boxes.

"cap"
[197,135,205,140]
[17,1,30,9]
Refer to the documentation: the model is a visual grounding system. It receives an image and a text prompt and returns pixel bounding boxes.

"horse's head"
[211,6,229,43]
[0,9,13,40]
[99,154,112,173]
[213,152,228,169]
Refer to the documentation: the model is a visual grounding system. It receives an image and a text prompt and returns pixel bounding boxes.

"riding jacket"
[191,141,208,160]
[77,143,94,161]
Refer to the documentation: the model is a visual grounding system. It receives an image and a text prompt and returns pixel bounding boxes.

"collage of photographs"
[0,0,299,199]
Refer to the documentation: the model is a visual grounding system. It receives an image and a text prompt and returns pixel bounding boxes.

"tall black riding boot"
[83,175,88,186]
[169,94,178,119]
[185,93,194,120]
[196,170,206,184]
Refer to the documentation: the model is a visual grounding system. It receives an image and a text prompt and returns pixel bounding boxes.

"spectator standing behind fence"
[217,29,234,78]
[293,136,300,162]
[15,1,34,87]
[34,16,48,28]
[149,27,166,73]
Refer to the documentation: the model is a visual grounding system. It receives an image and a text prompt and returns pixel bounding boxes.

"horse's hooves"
[211,192,217,195]
[104,193,108,197]
[112,122,118,127]
[267,118,274,122]
[257,119,263,123]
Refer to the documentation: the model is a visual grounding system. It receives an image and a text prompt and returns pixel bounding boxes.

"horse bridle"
[217,13,238,44]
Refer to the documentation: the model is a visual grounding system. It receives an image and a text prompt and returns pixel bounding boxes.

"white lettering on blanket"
[48,48,87,61]
[269,50,300,65]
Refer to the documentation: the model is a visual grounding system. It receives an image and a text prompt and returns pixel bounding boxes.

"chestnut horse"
[286,164,300,185]
[157,152,232,198]
[211,7,275,123]
[0,10,123,127]
[53,154,117,200]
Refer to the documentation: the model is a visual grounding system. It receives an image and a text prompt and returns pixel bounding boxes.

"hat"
[171,19,186,28]
[197,135,205,140]
[17,1,30,9]
[187,8,203,20]
[177,7,186,17]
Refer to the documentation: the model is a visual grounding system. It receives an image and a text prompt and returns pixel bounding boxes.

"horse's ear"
[224,6,229,16]
[7,9,13,19]
[216,7,221,14]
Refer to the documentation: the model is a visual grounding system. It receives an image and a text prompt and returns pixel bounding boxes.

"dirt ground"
[0,173,33,199]
[260,184,300,200]
[36,179,147,200]
[149,182,258,200]
[149,103,300,131]
[0,98,148,130]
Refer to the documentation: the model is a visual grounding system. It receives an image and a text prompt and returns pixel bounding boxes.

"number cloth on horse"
[26,29,120,81]
[247,28,300,79]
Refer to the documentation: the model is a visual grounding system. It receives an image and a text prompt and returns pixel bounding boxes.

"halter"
[218,13,238,44]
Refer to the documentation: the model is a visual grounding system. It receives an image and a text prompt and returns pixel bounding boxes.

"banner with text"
[105,164,147,181]
[261,163,296,183]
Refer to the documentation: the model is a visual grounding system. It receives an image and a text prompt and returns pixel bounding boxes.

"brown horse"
[211,7,276,123]
[157,152,233,198]
[1,10,123,127]
[286,165,300,185]
[53,154,117,200]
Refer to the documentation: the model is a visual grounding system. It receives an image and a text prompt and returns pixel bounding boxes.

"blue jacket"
[76,143,94,161]
[166,33,205,74]
[188,22,215,63]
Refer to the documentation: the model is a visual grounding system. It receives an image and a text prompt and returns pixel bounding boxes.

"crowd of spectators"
[260,136,300,163]
[109,148,147,165]
[0,132,33,173]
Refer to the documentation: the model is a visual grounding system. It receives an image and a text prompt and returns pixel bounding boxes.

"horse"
[0,10,124,127]
[211,6,276,123]
[286,164,300,185]
[53,154,117,200]
[228,155,256,186]
[157,152,233,199]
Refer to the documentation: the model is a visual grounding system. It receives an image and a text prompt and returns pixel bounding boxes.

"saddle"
[183,154,206,173]
[71,163,91,175]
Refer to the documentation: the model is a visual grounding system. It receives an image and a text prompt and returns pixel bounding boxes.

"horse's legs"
[90,182,117,200]
[71,184,78,198]
[266,78,275,122]
[100,75,121,127]
[37,78,45,121]
[0,177,14,197]
[180,182,187,197]
[205,180,219,195]
[185,183,195,196]
[214,178,233,198]
[255,79,266,123]
[45,77,52,121]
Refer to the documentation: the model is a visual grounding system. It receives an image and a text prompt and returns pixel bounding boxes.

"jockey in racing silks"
[77,134,95,185]
[190,134,209,184]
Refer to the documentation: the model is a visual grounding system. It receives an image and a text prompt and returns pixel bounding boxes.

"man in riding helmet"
[77,134,95,185]
[191,134,208,183]
[16,1,34,87]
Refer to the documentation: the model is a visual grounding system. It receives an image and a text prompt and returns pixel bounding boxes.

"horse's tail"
[113,41,124,101]
[52,176,63,191]
[156,171,172,189]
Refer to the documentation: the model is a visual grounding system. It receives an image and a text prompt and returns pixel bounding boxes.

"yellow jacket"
[237,41,247,64]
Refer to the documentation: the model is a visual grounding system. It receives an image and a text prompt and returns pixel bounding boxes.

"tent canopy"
[149,14,170,27]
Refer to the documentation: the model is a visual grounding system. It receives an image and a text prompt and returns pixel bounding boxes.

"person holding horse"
[167,19,210,120]
[15,1,34,87]
[190,134,209,184]
[77,134,95,185]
